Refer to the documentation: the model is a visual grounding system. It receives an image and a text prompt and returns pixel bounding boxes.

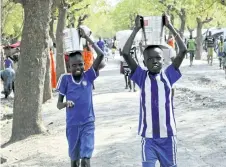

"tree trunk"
[11,0,52,142]
[196,18,203,60]
[56,3,66,81]
[179,9,186,39]
[43,52,52,103]
[49,15,56,44]
[1,51,4,70]
[195,17,213,60]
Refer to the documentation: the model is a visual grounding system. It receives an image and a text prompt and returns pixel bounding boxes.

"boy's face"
[143,47,163,74]
[69,54,84,77]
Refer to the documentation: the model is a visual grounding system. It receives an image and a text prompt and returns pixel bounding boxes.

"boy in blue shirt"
[56,28,105,167]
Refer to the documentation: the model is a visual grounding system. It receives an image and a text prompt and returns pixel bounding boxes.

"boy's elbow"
[98,61,106,70]
[57,104,60,110]
[57,103,62,110]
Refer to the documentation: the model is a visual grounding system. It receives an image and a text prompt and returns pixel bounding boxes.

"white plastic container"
[116,30,132,50]
[142,16,165,46]
[116,30,143,50]
[63,28,83,54]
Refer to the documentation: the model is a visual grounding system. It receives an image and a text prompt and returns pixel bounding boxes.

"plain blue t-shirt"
[56,67,98,127]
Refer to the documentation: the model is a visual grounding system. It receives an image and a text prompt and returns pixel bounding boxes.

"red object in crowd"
[9,41,21,48]
[65,54,69,62]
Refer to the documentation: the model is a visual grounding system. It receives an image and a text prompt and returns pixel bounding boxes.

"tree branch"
[202,17,213,24]
[77,14,89,27]
[187,26,194,32]
[3,0,11,9]
[74,4,90,12]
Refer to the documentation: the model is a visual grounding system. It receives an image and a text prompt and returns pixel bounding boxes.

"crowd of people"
[184,31,226,77]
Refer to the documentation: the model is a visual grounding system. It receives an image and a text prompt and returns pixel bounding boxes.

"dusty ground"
[0,56,226,167]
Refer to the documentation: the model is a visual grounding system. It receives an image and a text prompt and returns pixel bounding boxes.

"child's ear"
[143,60,146,67]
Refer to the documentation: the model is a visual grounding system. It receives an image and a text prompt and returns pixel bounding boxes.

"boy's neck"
[72,74,83,82]
[148,71,160,76]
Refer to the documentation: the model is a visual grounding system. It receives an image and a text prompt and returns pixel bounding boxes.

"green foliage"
[2,0,226,39]
[2,0,23,37]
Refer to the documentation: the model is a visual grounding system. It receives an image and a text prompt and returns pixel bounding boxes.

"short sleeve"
[130,66,147,88]
[85,66,99,83]
[56,74,68,96]
[164,64,182,85]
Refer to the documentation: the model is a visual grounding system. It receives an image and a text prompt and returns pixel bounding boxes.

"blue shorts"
[66,122,95,160]
[218,52,224,57]
[141,136,177,167]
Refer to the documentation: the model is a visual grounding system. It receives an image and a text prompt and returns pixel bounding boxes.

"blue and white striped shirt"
[130,64,182,138]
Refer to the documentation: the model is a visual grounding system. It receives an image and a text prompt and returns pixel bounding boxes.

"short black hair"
[143,45,163,55]
[69,51,82,58]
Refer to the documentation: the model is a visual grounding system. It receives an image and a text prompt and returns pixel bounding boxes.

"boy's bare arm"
[57,94,67,110]
[164,15,187,69]
[79,28,105,71]
[122,16,142,73]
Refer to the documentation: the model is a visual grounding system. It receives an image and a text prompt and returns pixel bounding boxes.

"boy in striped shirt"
[122,14,187,167]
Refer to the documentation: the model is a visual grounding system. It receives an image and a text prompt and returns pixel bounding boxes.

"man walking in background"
[97,37,105,51]
[216,36,224,69]
[205,31,215,65]
[187,35,196,66]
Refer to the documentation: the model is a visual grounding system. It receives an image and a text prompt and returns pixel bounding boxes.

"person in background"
[222,38,226,78]
[1,68,15,98]
[162,44,176,67]
[83,41,94,71]
[139,40,144,57]
[130,46,139,92]
[167,35,175,49]
[50,48,57,89]
[112,38,116,58]
[205,31,215,65]
[65,54,70,73]
[120,48,130,90]
[216,36,224,69]
[120,47,138,92]
[187,35,196,66]
[83,40,95,89]
[4,56,14,69]
[97,37,105,51]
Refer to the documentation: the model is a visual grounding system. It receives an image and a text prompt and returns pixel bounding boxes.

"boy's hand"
[135,15,143,31]
[163,13,171,28]
[66,100,74,108]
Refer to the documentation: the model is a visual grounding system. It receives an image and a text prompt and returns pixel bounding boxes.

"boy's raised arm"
[79,28,105,71]
[164,15,187,69]
[122,16,142,73]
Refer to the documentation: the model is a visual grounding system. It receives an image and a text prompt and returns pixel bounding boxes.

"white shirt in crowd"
[162,45,176,67]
